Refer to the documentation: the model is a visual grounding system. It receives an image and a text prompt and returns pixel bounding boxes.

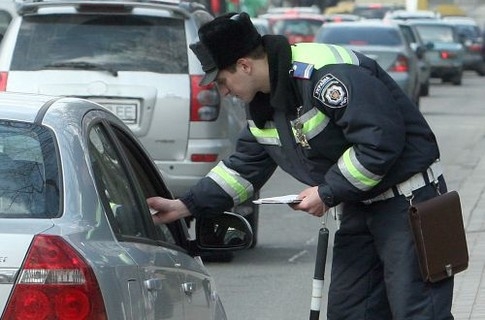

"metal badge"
[293,106,310,149]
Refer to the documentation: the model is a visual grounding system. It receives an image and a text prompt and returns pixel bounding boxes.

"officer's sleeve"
[313,65,407,205]
[180,125,277,218]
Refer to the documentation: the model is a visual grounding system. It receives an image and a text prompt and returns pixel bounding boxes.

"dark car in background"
[314,20,421,106]
[444,16,485,76]
[406,19,465,85]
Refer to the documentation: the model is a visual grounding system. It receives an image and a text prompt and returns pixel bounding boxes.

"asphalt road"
[206,70,485,320]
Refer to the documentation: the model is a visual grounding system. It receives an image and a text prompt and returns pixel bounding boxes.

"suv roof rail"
[14,0,206,16]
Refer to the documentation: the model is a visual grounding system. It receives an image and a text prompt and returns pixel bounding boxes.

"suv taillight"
[2,235,107,320]
[388,54,409,73]
[0,72,8,91]
[190,75,220,121]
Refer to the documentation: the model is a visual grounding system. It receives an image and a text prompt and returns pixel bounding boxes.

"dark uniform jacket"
[181,35,440,218]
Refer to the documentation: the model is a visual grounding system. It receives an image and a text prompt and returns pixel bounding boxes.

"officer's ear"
[236,57,252,75]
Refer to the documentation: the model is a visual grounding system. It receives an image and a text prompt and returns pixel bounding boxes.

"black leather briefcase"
[408,191,469,283]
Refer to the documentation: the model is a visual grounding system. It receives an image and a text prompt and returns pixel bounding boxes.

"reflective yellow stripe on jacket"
[291,43,360,68]
[248,120,281,146]
[207,161,254,205]
[338,148,383,191]
[290,107,330,141]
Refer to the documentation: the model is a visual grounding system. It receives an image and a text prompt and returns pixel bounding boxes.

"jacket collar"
[249,35,298,128]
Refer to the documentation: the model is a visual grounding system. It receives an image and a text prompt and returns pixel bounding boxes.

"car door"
[110,122,218,320]
[86,110,217,319]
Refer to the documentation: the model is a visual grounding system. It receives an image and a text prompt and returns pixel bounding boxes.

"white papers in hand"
[252,195,301,205]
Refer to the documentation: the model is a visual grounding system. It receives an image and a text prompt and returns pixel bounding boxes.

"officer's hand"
[290,186,328,217]
[147,197,191,225]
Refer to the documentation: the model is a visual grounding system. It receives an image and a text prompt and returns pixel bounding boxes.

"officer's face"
[215,59,258,103]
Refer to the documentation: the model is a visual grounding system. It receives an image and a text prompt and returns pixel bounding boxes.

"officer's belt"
[363,160,443,205]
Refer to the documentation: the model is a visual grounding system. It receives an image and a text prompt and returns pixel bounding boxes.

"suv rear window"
[0,121,60,218]
[11,14,188,73]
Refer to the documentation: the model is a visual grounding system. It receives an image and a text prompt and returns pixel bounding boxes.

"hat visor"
[199,68,219,86]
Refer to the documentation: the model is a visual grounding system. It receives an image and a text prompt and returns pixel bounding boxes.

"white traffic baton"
[309,224,329,320]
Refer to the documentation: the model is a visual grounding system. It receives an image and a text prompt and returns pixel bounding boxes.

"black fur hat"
[198,12,262,76]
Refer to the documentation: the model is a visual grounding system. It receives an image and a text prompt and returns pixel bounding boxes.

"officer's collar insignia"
[313,73,348,108]
[291,61,314,79]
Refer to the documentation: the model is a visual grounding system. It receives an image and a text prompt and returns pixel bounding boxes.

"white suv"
[0,0,260,246]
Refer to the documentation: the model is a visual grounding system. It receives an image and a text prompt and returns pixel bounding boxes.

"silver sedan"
[0,92,251,320]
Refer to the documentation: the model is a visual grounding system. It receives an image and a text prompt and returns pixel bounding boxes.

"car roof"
[15,0,204,17]
[0,91,103,123]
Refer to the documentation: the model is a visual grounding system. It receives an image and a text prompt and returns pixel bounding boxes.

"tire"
[420,80,429,97]
[476,63,485,76]
[451,72,462,86]
[234,192,260,248]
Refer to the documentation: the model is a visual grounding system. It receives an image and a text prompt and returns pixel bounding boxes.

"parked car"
[0,91,253,320]
[398,21,432,96]
[443,17,485,76]
[0,0,261,246]
[314,20,421,106]
[406,19,465,85]
[258,11,326,43]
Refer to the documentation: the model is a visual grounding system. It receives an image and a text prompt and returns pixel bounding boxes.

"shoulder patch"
[313,74,348,108]
[292,61,314,79]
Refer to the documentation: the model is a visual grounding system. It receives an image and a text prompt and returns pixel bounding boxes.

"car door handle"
[182,282,195,296]
[144,278,163,292]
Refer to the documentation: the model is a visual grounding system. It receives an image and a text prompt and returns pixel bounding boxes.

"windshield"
[0,121,60,218]
[11,14,188,73]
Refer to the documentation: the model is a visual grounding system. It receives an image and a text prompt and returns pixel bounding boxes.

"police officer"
[148,12,454,319]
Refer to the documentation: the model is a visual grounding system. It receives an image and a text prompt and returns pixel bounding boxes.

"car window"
[415,25,455,43]
[11,14,188,73]
[0,121,60,218]
[88,123,150,239]
[111,125,178,245]
[454,24,480,40]
[317,26,403,46]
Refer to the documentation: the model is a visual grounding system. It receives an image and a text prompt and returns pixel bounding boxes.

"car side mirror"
[195,211,253,251]
[415,45,427,59]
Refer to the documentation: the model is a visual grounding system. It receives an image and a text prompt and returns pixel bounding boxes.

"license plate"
[102,103,137,124]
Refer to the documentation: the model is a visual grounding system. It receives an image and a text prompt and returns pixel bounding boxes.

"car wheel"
[451,72,462,86]
[234,192,259,248]
[476,63,485,76]
[420,80,430,97]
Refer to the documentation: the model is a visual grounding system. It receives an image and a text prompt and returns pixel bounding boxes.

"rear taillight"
[468,43,482,52]
[389,54,409,73]
[2,235,107,320]
[440,51,458,60]
[190,75,220,121]
[0,72,8,91]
